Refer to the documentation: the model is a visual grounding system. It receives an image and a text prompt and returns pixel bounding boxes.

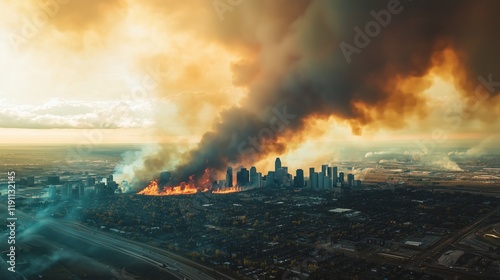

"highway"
[416,205,500,265]
[1,204,235,280]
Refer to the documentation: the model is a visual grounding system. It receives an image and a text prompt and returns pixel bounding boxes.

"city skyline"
[1,1,500,278]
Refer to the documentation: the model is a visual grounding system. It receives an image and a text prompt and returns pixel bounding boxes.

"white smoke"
[429,156,463,171]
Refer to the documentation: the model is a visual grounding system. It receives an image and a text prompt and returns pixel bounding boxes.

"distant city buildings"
[226,167,233,187]
[34,156,361,200]
[236,167,249,186]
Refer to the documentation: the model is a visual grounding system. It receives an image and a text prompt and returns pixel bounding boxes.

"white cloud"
[0,98,153,129]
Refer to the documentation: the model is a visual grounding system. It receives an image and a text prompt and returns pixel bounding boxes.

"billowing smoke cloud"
[112,0,500,188]
[429,156,463,171]
[448,135,500,156]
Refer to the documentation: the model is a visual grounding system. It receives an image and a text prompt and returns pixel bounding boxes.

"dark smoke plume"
[135,0,500,187]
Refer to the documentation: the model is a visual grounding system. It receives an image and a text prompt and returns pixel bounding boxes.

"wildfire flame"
[137,168,242,196]
[137,179,209,196]
[212,186,241,194]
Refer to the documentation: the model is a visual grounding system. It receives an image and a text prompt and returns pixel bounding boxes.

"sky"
[1,0,499,183]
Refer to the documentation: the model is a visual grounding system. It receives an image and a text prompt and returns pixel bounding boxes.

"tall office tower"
[283,173,292,187]
[250,166,257,186]
[339,172,345,184]
[321,164,328,175]
[159,171,171,186]
[237,167,249,186]
[323,174,330,189]
[27,176,35,186]
[257,172,262,188]
[226,167,233,187]
[108,175,114,183]
[283,166,289,182]
[266,171,275,187]
[333,167,338,183]
[294,169,305,188]
[275,157,282,171]
[48,175,60,185]
[319,172,325,189]
[276,167,287,186]
[347,174,355,187]
[236,169,242,186]
[242,168,249,185]
[309,167,315,186]
[312,172,319,188]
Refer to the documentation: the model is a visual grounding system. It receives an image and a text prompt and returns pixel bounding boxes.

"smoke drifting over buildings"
[112,0,500,189]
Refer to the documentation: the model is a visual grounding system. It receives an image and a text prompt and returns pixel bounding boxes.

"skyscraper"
[312,172,319,188]
[250,166,257,186]
[226,167,233,187]
[319,172,324,189]
[275,157,282,171]
[321,164,328,175]
[266,171,275,187]
[256,172,262,188]
[347,173,355,187]
[237,167,249,186]
[332,167,338,184]
[294,169,304,188]
[309,167,314,188]
[339,172,345,184]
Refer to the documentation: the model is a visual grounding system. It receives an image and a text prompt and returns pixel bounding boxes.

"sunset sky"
[0,1,499,178]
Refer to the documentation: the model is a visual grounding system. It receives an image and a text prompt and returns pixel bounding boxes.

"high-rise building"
[256,172,262,188]
[312,172,319,188]
[309,167,315,187]
[276,167,288,186]
[226,167,233,187]
[321,164,328,175]
[294,169,304,188]
[250,166,257,186]
[319,172,324,189]
[266,171,275,187]
[339,172,345,184]
[323,174,330,189]
[237,167,249,186]
[347,174,355,187]
[275,158,282,172]
[333,167,338,183]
